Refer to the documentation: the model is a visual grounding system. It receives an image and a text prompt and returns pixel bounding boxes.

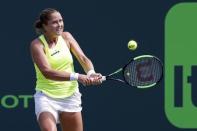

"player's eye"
[60,19,62,22]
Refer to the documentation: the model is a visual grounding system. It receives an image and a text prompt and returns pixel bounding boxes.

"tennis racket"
[102,55,163,88]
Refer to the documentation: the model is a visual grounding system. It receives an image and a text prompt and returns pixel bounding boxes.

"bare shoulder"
[30,38,44,52]
[62,31,74,39]
[62,32,75,49]
[31,38,43,48]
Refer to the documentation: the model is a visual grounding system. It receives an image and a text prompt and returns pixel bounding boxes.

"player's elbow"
[41,69,53,79]
[79,55,91,65]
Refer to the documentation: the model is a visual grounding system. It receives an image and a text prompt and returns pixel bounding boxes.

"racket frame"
[104,55,163,88]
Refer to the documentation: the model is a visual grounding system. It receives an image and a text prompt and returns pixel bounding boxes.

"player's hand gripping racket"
[102,55,163,88]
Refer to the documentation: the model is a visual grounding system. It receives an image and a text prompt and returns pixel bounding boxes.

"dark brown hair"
[34,8,59,34]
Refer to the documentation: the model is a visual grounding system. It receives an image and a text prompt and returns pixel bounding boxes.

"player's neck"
[44,34,58,45]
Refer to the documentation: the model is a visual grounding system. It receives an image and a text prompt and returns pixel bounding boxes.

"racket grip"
[102,76,106,81]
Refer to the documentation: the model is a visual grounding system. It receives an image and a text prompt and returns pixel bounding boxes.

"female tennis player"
[30,8,102,131]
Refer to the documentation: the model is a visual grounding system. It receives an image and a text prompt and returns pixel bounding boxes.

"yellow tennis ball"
[128,40,137,50]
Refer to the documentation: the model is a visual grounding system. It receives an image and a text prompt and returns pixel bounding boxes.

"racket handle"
[102,76,106,81]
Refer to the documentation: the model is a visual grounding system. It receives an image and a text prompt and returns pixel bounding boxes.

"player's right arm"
[30,39,92,85]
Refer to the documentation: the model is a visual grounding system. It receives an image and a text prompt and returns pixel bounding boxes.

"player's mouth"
[56,28,63,33]
[56,28,63,31]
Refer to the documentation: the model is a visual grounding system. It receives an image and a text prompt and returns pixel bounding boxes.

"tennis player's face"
[44,12,64,36]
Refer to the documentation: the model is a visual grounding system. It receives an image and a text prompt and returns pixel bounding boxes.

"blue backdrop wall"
[0,0,192,130]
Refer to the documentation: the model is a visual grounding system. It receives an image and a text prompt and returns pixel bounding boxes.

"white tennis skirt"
[34,88,82,123]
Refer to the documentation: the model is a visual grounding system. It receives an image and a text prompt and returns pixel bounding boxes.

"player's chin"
[56,31,63,36]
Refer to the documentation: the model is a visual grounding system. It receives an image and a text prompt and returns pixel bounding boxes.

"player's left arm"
[62,32,97,75]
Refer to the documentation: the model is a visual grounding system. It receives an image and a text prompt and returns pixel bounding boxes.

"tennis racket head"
[123,55,163,88]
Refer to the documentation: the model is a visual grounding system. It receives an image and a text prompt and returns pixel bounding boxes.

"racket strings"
[124,57,162,87]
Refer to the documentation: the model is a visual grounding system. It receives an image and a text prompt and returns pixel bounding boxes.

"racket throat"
[107,77,126,83]
[108,68,123,76]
